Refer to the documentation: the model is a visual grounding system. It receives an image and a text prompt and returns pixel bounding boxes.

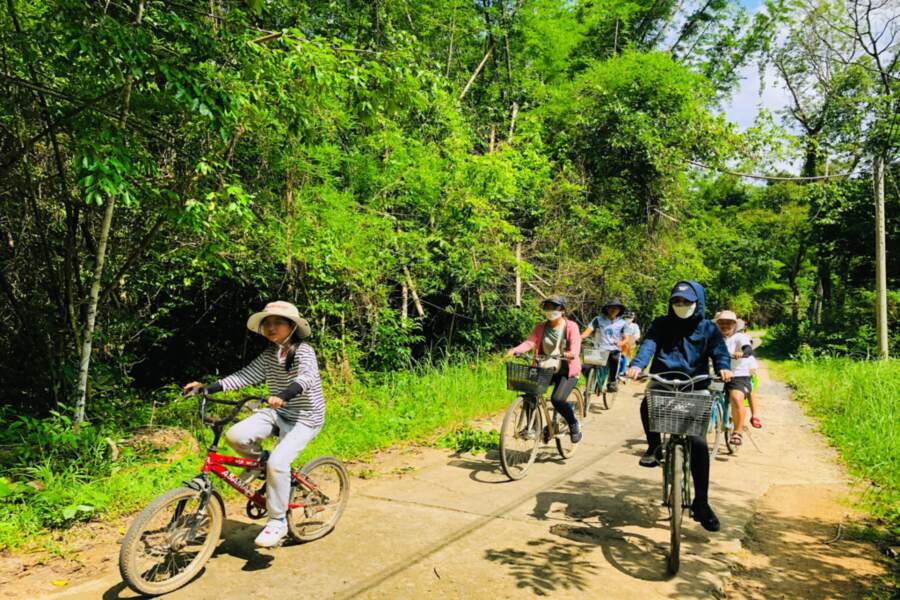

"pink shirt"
[511,319,582,378]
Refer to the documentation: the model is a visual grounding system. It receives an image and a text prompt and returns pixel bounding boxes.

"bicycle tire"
[707,402,723,460]
[604,387,617,409]
[555,387,584,459]
[582,367,596,419]
[499,396,541,481]
[598,367,612,410]
[119,486,223,596]
[667,444,684,575]
[288,456,350,542]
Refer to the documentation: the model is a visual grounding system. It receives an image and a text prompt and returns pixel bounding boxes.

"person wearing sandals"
[506,295,583,443]
[626,281,732,532]
[714,311,761,442]
[580,299,628,392]
[183,301,325,548]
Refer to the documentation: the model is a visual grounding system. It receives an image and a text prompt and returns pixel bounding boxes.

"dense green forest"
[1,0,897,419]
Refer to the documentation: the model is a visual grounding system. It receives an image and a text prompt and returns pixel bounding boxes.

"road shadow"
[485,472,739,597]
[446,446,570,484]
[622,437,649,456]
[212,518,275,572]
[446,455,509,484]
[484,537,601,596]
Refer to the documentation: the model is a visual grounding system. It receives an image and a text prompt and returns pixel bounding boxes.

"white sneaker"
[254,518,288,548]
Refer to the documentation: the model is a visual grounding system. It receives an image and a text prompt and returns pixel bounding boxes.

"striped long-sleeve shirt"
[217,343,325,428]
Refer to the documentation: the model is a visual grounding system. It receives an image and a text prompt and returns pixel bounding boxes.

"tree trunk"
[874,156,889,359]
[73,0,144,426]
[285,169,295,295]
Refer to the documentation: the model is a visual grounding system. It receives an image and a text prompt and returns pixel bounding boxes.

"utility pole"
[874,156,889,359]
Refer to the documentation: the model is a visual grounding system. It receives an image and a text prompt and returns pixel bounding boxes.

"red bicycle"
[118,392,349,596]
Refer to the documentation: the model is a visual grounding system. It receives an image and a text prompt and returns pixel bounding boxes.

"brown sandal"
[730,432,743,446]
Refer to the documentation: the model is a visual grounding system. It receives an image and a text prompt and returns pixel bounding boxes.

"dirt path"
[2,362,888,599]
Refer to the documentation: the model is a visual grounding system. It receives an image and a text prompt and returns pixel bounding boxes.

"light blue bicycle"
[582,343,616,415]
[706,379,736,459]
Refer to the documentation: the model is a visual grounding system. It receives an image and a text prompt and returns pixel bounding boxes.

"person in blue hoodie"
[627,280,732,532]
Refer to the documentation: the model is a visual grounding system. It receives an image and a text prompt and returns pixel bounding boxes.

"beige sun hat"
[247,301,311,338]
[714,310,738,323]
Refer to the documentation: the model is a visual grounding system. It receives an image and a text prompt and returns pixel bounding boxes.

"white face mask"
[544,310,563,321]
[624,318,634,324]
[672,302,697,319]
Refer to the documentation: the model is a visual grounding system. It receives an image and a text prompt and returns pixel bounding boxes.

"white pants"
[224,408,321,519]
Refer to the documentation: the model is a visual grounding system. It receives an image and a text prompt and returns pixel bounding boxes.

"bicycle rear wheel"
[499,396,541,480]
[707,403,723,460]
[555,388,584,459]
[288,456,350,542]
[667,444,685,575]
[119,486,223,596]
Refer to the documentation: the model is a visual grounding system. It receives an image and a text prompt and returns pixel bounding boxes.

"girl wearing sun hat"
[183,300,323,548]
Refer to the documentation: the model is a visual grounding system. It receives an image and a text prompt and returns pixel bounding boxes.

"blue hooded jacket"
[631,280,730,379]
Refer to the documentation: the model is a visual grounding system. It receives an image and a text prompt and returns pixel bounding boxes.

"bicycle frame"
[522,393,561,440]
[195,393,322,512]
[710,392,731,432]
[586,351,622,394]
[661,434,693,509]
[200,452,319,511]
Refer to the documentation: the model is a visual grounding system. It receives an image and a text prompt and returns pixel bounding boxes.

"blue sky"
[719,0,797,170]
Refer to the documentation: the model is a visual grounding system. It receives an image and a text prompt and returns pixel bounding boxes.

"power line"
[687,159,855,182]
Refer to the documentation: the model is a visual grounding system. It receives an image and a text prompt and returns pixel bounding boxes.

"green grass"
[770,358,899,526]
[437,426,500,455]
[0,359,511,553]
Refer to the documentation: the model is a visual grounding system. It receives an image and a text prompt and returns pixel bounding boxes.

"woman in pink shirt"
[505,295,583,443]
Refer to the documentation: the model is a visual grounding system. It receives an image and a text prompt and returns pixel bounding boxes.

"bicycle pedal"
[246,499,268,520]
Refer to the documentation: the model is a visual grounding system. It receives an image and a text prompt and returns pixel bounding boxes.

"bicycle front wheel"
[582,368,596,419]
[499,396,541,480]
[119,486,223,596]
[667,444,685,575]
[707,403,723,460]
[599,367,612,410]
[288,456,350,542]
[555,388,584,459]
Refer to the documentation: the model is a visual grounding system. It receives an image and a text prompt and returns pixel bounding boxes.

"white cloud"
[722,62,792,131]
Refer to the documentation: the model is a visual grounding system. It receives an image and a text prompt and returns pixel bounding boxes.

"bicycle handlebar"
[195,391,266,428]
[635,373,721,387]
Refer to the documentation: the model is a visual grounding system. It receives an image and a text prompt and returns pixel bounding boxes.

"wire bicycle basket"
[505,362,555,396]
[646,390,713,437]
[582,347,610,366]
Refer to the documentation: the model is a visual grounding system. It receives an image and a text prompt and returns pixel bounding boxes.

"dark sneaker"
[639,446,661,468]
[607,381,618,393]
[569,421,582,443]
[691,500,721,532]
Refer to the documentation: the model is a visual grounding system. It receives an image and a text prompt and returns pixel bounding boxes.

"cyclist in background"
[746,354,762,428]
[620,311,641,379]
[713,311,756,445]
[506,295,583,443]
[580,299,627,392]
[736,319,762,429]
[627,281,732,532]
